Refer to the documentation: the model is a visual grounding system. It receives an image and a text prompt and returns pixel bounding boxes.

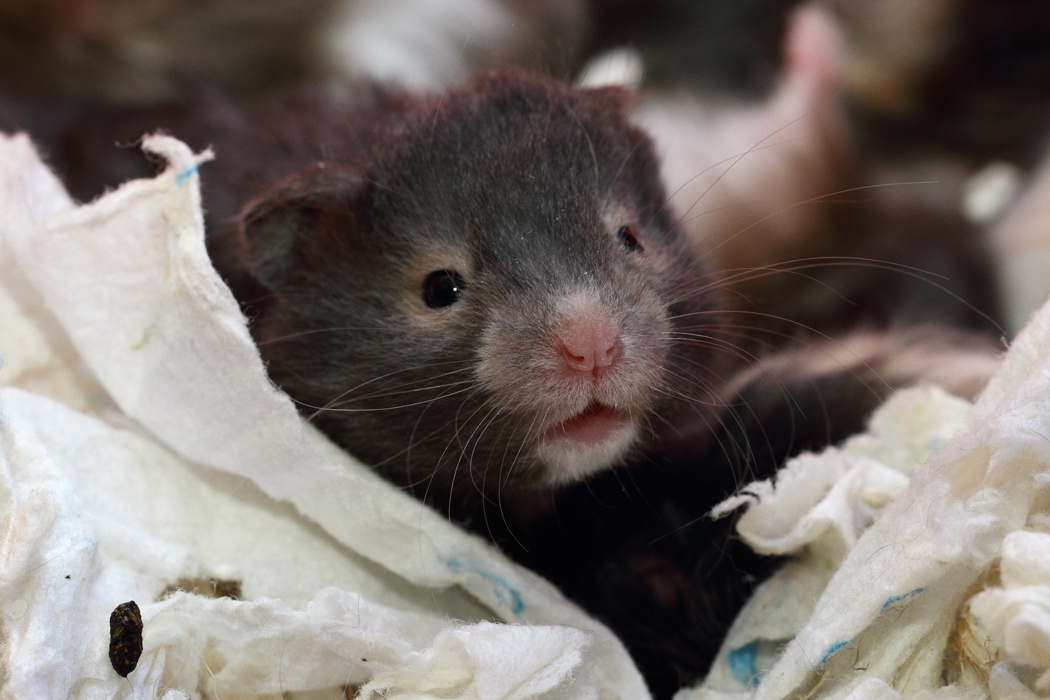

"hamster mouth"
[536,402,638,483]
[547,403,631,444]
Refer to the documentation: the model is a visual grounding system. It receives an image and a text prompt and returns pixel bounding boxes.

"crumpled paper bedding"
[2,129,1050,700]
[687,306,1050,696]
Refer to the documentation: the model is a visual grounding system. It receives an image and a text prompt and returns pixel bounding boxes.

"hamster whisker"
[560,100,602,198]
[324,377,477,409]
[310,363,474,410]
[463,405,510,495]
[649,113,819,235]
[662,332,758,365]
[670,308,838,340]
[254,325,426,346]
[609,138,647,195]
[403,384,486,475]
[687,181,938,262]
[296,384,477,416]
[482,418,545,554]
[394,388,489,482]
[434,394,514,504]
[670,322,810,346]
[453,395,538,503]
[306,360,474,408]
[665,252,951,297]
[319,387,486,481]
[712,257,948,293]
[655,364,728,409]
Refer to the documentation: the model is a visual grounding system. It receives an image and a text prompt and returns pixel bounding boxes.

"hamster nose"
[557,311,621,375]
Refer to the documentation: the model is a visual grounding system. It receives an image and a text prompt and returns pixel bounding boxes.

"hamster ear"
[238,163,367,289]
[577,85,633,115]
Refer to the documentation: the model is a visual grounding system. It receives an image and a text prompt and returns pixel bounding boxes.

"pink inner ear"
[782,3,844,96]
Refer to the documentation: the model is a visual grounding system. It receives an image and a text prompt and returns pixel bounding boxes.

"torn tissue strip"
[108,600,143,678]
[160,577,242,600]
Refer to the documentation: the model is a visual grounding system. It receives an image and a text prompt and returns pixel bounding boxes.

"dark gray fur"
[224,73,725,510]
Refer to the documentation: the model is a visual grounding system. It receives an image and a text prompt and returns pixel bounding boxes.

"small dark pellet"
[108,600,143,678]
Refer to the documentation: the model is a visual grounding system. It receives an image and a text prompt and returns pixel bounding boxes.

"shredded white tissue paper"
[686,227,1050,700]
[0,132,647,700]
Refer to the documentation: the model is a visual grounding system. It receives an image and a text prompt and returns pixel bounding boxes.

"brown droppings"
[108,600,143,678]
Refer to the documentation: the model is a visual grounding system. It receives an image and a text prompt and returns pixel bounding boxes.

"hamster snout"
[478,288,669,485]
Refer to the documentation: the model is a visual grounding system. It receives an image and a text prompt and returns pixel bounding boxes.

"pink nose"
[557,308,621,374]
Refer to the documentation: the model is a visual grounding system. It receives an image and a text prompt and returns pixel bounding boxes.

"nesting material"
[692,289,1050,699]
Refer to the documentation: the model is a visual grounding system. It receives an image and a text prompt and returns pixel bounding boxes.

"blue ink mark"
[175,165,198,186]
[810,590,925,672]
[478,569,525,616]
[881,587,925,609]
[0,357,4,371]
[820,640,849,668]
[438,554,525,618]
[440,556,463,574]
[728,642,761,687]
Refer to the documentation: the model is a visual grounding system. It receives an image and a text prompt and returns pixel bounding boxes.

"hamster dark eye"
[616,225,643,253]
[422,270,466,308]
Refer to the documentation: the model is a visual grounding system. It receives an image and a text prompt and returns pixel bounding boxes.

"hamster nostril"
[597,338,620,368]
[558,318,621,375]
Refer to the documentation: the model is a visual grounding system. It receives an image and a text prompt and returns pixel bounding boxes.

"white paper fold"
[687,221,1050,700]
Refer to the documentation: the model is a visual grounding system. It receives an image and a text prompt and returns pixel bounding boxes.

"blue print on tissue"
[438,555,525,618]
[175,165,198,187]
[820,640,850,668]
[881,587,925,609]
[728,642,761,686]
[818,588,927,670]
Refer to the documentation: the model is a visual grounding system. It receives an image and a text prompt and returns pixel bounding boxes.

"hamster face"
[239,72,723,502]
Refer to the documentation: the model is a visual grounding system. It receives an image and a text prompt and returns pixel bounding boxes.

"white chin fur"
[536,421,639,485]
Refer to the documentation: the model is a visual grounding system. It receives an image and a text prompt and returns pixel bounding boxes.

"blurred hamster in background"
[828,0,1050,334]
[0,0,588,101]
[587,0,1010,342]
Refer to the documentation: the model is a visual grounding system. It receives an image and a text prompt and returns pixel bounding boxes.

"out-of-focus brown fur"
[0,0,590,103]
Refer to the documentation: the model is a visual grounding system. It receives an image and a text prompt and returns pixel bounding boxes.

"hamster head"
[237,71,724,502]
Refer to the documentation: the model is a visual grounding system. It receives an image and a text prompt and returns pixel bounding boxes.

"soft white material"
[970,532,1050,691]
[684,241,1050,700]
[0,132,647,700]
[696,387,974,698]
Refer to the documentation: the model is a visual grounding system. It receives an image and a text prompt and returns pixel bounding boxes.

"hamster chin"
[535,405,639,484]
